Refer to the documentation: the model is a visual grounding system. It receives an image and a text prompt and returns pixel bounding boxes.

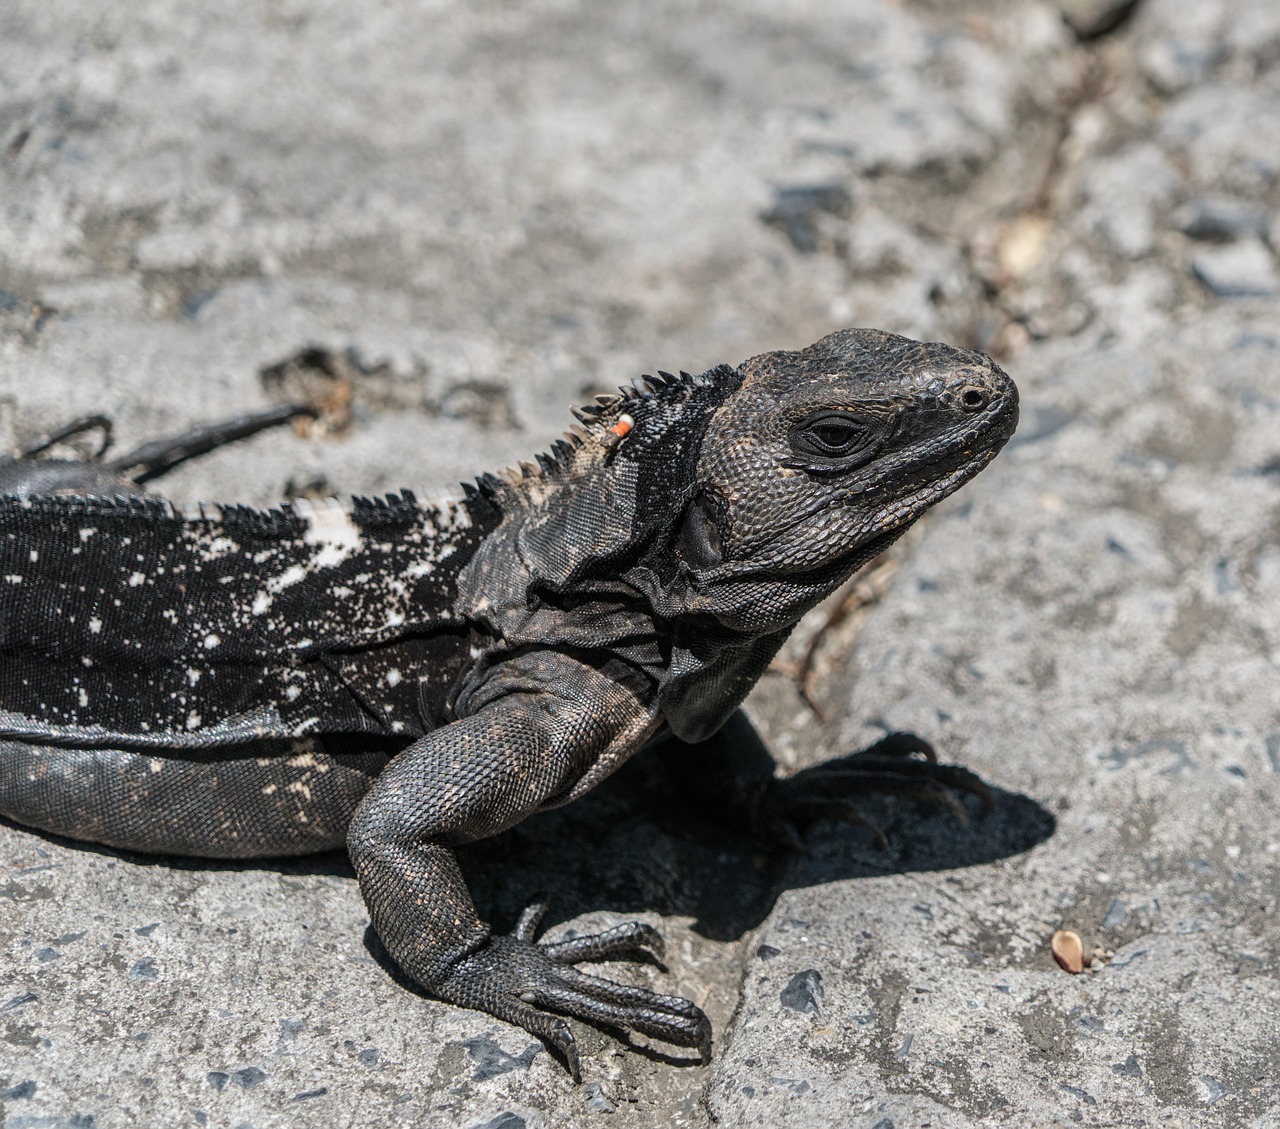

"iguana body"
[0,329,1017,1077]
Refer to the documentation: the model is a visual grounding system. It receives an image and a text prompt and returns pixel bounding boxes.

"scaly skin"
[0,329,1017,1078]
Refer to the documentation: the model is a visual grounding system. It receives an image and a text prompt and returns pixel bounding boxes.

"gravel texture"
[1,1,1278,1126]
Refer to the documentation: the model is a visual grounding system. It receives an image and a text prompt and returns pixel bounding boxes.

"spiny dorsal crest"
[472,365,725,506]
[6,489,469,539]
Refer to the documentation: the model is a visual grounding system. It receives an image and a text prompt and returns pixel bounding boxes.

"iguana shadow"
[352,746,1052,1069]
[0,746,1053,947]
[455,748,1055,945]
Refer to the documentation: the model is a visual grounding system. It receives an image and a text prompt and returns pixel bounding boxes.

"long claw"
[17,414,114,459]
[528,978,710,1054]
[556,1021,583,1084]
[558,965,703,1018]
[541,920,665,964]
[515,897,550,941]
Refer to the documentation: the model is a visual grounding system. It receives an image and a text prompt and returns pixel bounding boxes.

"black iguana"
[0,329,1017,1079]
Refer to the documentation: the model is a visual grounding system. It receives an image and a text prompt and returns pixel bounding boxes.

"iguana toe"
[434,923,711,1079]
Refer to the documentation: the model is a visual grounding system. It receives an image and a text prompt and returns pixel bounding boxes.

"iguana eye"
[809,419,863,451]
[789,412,884,461]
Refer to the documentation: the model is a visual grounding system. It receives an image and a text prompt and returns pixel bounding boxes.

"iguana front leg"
[346,653,712,1079]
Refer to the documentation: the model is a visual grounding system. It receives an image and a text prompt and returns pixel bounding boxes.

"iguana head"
[661,328,1018,633]
[468,327,1015,651]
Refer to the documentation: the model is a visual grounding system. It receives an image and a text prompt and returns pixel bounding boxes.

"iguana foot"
[434,901,712,1081]
[757,731,993,849]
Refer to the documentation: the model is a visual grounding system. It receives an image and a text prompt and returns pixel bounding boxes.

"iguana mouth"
[885,389,1019,502]
[885,425,1010,518]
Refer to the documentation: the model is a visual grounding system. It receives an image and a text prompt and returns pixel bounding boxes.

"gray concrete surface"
[1,0,1278,1126]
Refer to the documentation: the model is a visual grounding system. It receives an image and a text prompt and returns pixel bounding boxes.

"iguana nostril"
[960,387,989,411]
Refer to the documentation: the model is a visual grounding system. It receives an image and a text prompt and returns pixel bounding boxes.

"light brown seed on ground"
[1051,930,1085,974]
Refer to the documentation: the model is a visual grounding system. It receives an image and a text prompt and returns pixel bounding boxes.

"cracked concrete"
[2,0,1279,1125]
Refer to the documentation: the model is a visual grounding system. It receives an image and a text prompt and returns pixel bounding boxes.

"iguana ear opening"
[674,491,725,571]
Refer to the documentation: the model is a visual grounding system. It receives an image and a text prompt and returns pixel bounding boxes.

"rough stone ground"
[1,0,1278,1125]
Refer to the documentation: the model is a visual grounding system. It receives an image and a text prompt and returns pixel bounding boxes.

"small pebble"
[1191,240,1279,298]
[1173,196,1268,242]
